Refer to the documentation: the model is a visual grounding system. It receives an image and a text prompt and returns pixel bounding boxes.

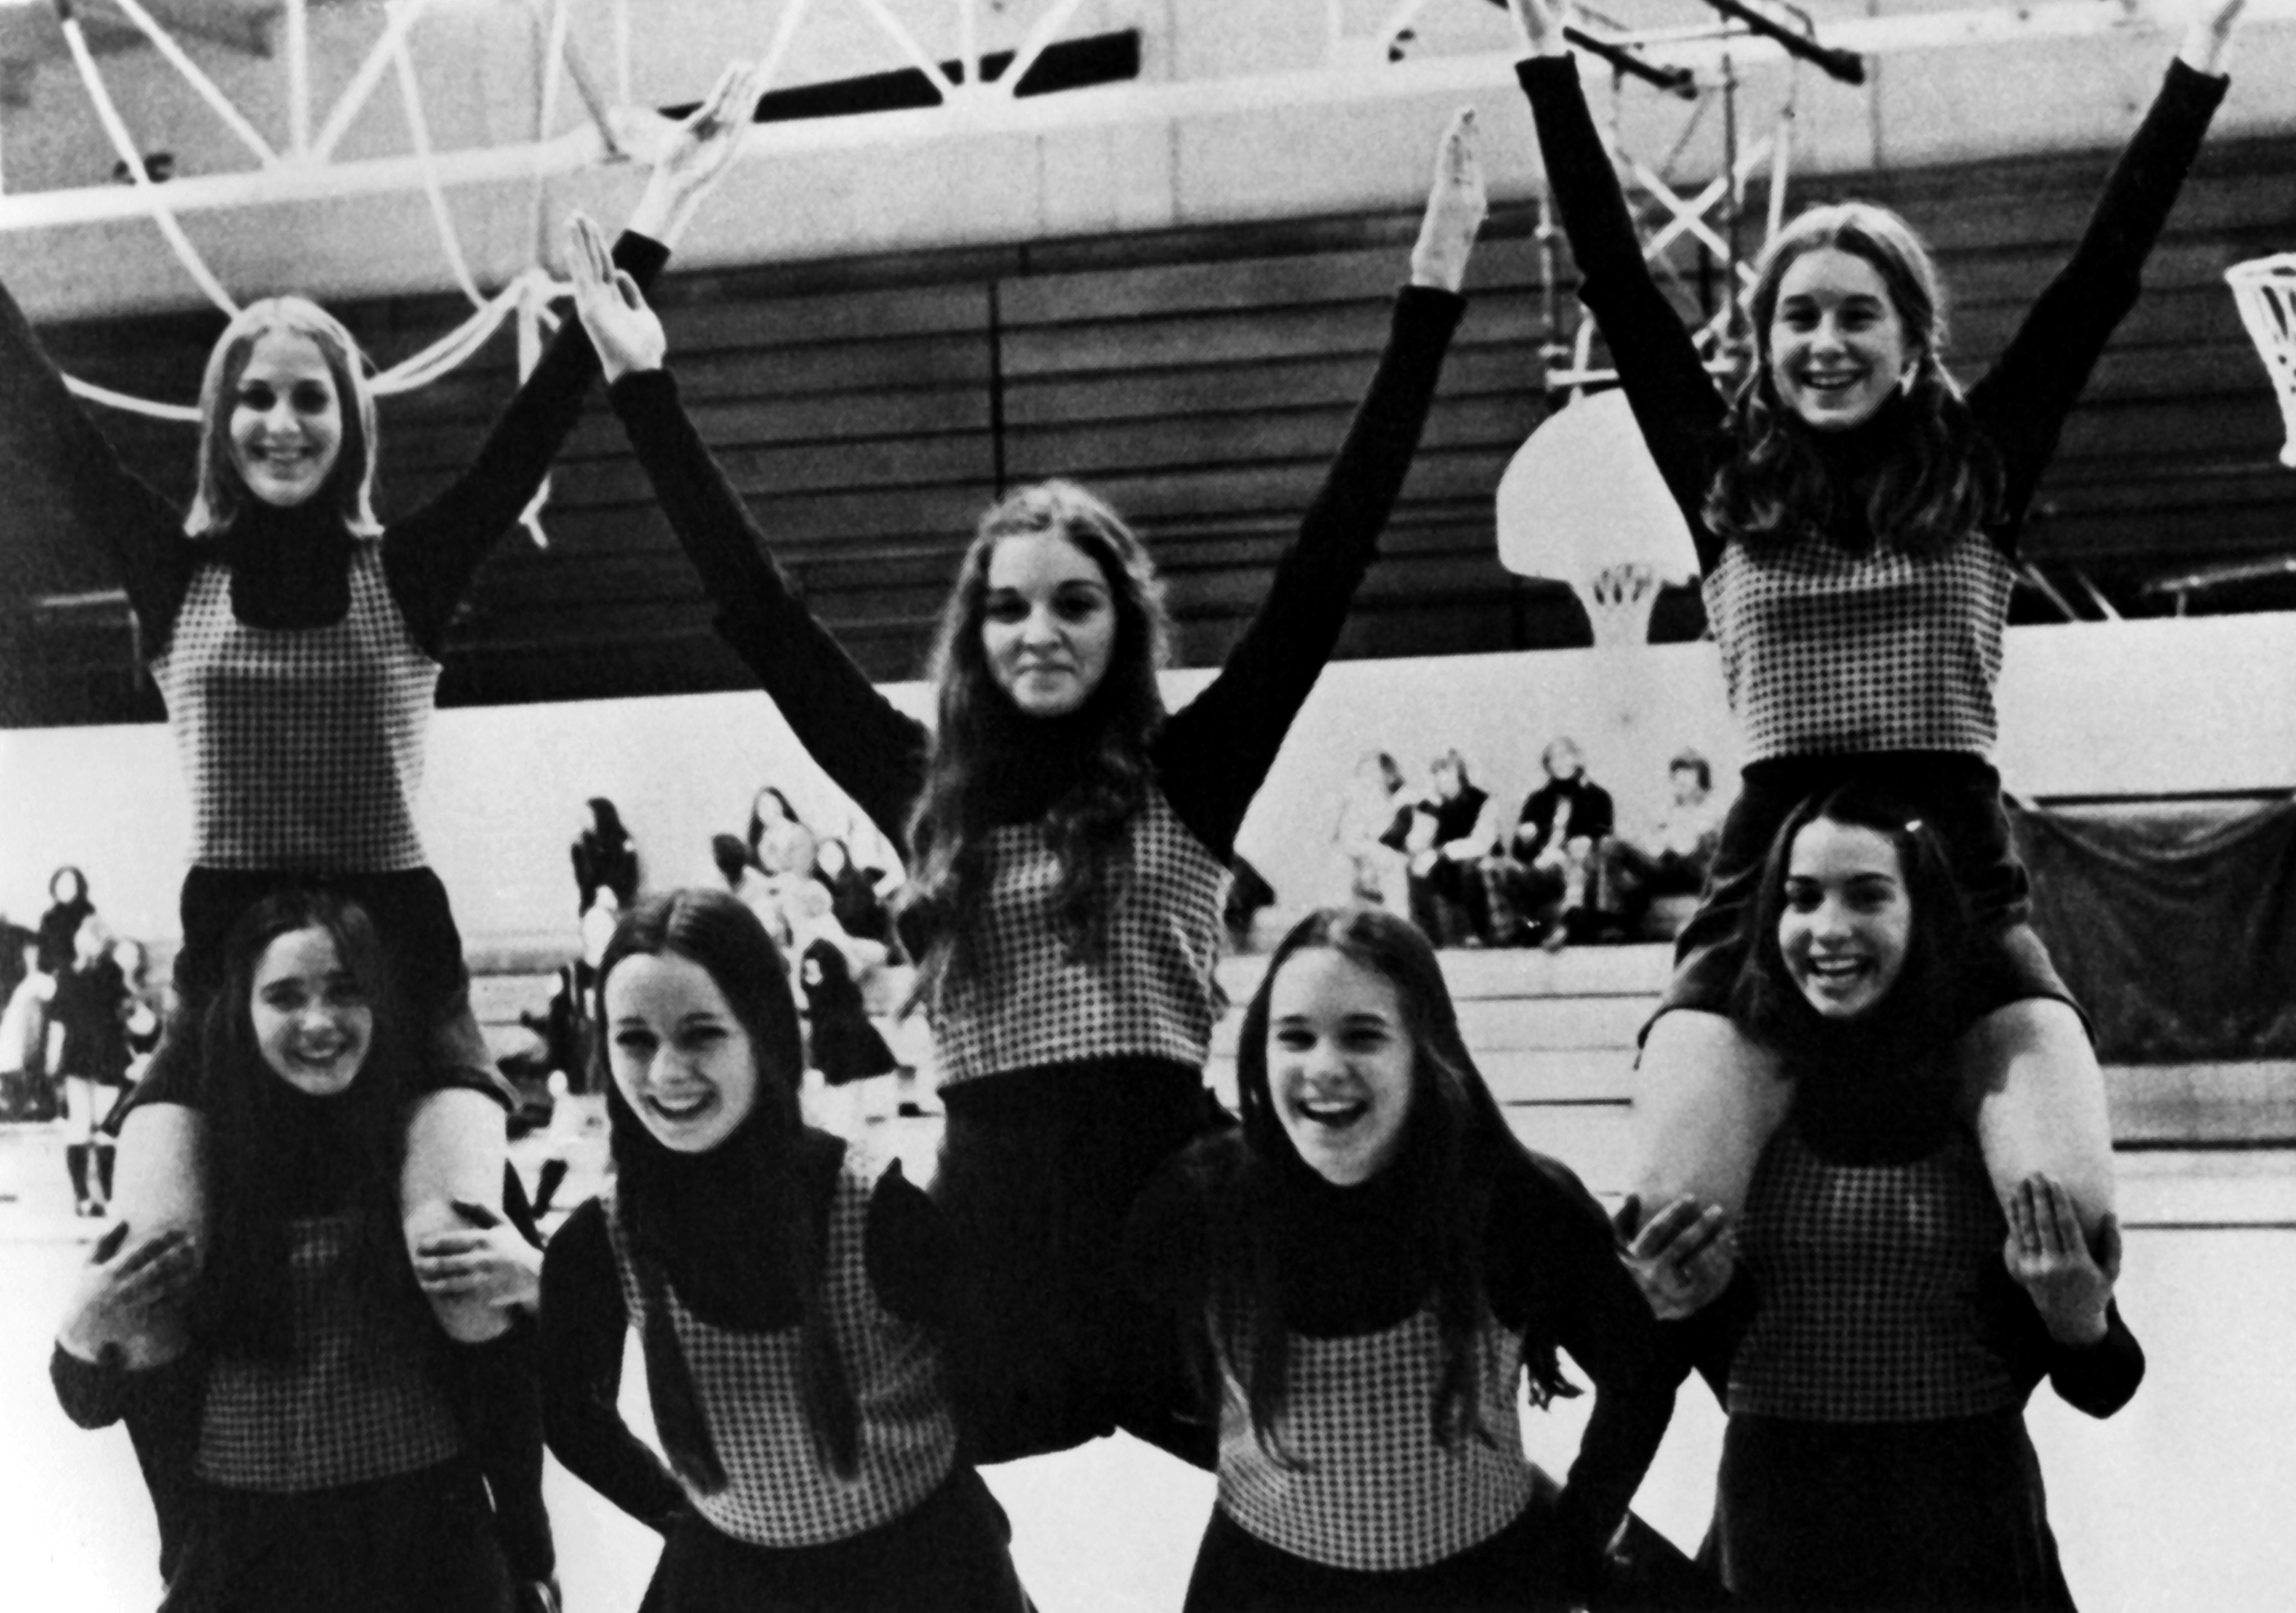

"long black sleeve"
[382,232,672,654]
[2040,1299,2144,1418]
[606,368,931,853]
[1153,286,1465,858]
[537,1198,690,1533]
[0,270,194,644]
[862,1161,970,1331]
[1509,1154,1677,1570]
[1970,60,2228,548]
[1519,56,1728,570]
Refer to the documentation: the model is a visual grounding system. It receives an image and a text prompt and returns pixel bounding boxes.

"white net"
[2226,254,2296,469]
[1578,561,1661,651]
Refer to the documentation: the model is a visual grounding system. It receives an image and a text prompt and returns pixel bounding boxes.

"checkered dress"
[1217,1309,1536,1572]
[931,785,1232,1086]
[604,1147,958,1548]
[1703,525,2015,763]
[196,1212,465,1491]
[1729,1124,2022,1422]
[152,543,437,871]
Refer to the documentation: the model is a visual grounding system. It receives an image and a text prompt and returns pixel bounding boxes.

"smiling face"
[604,951,759,1154]
[1267,946,1417,1186]
[228,329,345,508]
[1778,817,1913,1021]
[1768,247,1913,432]
[980,530,1119,719]
[250,925,374,1097]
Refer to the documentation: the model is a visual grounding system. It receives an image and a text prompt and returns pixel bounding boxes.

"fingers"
[1627,1195,1725,1265]
[415,1232,495,1259]
[2040,1177,2085,1264]
[449,1198,503,1230]
[614,269,645,312]
[2091,1212,2123,1282]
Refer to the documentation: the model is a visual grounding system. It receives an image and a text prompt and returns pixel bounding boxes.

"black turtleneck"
[605,283,1467,876]
[2,231,670,665]
[538,1125,965,1531]
[1127,1126,1678,1562]
[1521,53,2229,575]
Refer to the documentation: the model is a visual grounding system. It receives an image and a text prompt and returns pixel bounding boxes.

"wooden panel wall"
[6,125,2294,726]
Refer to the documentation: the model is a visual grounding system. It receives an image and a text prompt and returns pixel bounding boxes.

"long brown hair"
[1212,906,1576,1465]
[898,480,1172,1008]
[1705,202,2001,558]
[192,888,418,1362]
[593,888,861,1486]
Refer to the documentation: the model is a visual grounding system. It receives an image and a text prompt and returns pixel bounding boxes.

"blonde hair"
[187,296,382,538]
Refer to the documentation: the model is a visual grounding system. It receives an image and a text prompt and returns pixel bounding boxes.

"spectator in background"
[38,866,96,977]
[711,833,791,951]
[744,785,819,896]
[1594,749,1724,942]
[2,928,54,1120]
[51,915,131,1216]
[812,835,894,950]
[1331,749,1413,911]
[0,913,36,1012]
[571,797,640,919]
[1405,750,1500,947]
[1481,737,1614,952]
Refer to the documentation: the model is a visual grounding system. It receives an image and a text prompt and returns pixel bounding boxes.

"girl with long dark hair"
[52,889,521,1612]
[559,112,1489,1465]
[1128,906,1676,1610]
[1508,0,2246,1261]
[1641,784,2142,1608]
[538,889,1027,1611]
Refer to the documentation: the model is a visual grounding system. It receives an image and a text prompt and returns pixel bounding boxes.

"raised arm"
[1510,0,1727,561]
[0,273,192,642]
[1156,112,1478,856]
[1971,0,2237,538]
[384,60,774,647]
[538,1200,692,1532]
[567,214,932,848]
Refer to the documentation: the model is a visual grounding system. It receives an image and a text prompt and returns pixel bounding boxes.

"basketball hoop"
[2226,254,2296,469]
[1584,561,1663,652]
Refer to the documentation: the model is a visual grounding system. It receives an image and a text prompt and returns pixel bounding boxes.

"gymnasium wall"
[5,611,2293,958]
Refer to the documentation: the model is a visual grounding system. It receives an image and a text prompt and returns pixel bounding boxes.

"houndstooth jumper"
[605,1146,957,1548]
[1704,525,2015,763]
[1217,1308,1536,1572]
[931,785,1231,1086]
[1730,1124,2022,1422]
[153,543,436,871]
[196,1212,465,1491]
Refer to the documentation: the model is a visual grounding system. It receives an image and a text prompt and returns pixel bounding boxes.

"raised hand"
[55,1222,200,1364]
[625,59,774,246]
[1616,1192,1736,1320]
[568,211,666,383]
[412,1198,542,1315]
[1410,109,1488,294]
[1509,0,1569,57]
[2004,1173,2117,1346]
[2179,0,2243,74]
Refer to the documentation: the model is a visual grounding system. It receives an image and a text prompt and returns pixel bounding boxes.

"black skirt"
[1709,1410,2075,1612]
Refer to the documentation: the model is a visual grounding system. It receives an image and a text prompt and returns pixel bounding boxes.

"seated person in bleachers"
[1330,749,1414,911]
[1480,737,1614,950]
[1404,750,1501,947]
[711,832,792,952]
[812,835,896,950]
[1593,748,1724,942]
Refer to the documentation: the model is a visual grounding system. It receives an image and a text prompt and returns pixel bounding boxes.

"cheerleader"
[1128,906,1677,1611]
[51,889,523,1612]
[1507,0,2246,1255]
[559,110,1488,1465]
[538,889,1029,1612]
[1638,785,2142,1609]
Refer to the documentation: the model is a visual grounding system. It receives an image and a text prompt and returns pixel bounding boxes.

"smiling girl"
[1128,906,1677,1610]
[1639,785,2143,1609]
[52,889,521,1612]
[561,113,1487,1465]
[1508,0,2247,1252]
[538,889,1028,1612]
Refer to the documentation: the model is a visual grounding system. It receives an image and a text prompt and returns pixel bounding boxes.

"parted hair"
[1215,906,1576,1465]
[1728,781,1978,1073]
[193,888,418,1363]
[1705,202,2002,558]
[593,888,862,1486]
[188,296,382,539]
[899,480,1173,1008]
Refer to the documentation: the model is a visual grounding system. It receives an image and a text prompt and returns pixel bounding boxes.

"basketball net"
[1579,561,1662,652]
[2226,254,2296,469]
